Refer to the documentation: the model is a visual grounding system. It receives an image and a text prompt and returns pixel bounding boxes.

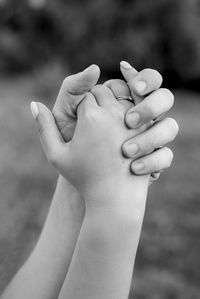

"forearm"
[59,177,149,299]
[1,176,85,299]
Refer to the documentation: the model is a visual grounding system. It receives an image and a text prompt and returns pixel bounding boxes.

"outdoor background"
[0,0,200,298]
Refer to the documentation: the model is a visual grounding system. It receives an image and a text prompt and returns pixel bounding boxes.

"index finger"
[120,61,163,98]
[120,61,142,105]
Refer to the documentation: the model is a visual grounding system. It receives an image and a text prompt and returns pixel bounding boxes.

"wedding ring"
[116,96,135,104]
[116,95,132,101]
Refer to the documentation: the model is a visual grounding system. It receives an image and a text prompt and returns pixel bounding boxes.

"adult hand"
[104,61,179,180]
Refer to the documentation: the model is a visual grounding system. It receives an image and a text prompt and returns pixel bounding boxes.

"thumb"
[64,64,100,95]
[30,101,64,165]
[53,64,100,137]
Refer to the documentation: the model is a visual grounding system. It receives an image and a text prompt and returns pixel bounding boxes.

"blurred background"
[0,0,199,298]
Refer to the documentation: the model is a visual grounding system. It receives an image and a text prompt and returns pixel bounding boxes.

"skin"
[30,78,177,297]
[36,85,150,299]
[53,63,178,176]
[1,63,178,299]
[1,177,85,299]
[48,87,147,197]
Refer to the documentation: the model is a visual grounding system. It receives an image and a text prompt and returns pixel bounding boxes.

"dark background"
[1,0,200,88]
[0,0,200,298]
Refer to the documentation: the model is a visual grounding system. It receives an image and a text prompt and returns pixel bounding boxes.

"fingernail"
[124,143,139,157]
[134,81,147,93]
[120,61,132,69]
[30,101,39,119]
[132,162,145,174]
[126,112,141,128]
[83,65,93,72]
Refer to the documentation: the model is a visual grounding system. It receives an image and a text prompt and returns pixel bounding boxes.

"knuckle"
[141,101,154,120]
[143,133,154,153]
[106,79,130,97]
[111,105,124,119]
[103,79,115,86]
[144,68,163,85]
[91,84,104,94]
[84,106,99,121]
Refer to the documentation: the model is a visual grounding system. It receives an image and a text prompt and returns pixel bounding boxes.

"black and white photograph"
[0,1,199,298]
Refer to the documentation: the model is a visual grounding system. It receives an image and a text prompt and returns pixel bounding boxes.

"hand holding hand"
[33,63,178,185]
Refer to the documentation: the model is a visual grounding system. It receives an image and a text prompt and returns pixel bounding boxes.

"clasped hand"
[32,61,178,185]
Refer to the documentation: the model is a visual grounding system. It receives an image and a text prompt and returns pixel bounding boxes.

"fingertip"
[120,61,137,72]
[154,69,163,86]
[164,117,179,140]
[90,64,101,73]
[30,101,39,119]
[164,147,174,168]
[36,101,52,117]
[120,61,138,82]
[78,64,101,89]
[120,61,132,70]
[82,64,101,78]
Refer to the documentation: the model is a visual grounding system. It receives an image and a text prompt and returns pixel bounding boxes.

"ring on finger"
[116,95,135,105]
[150,169,164,181]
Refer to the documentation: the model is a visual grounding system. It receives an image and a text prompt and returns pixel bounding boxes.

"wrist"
[84,174,148,215]
[85,200,145,235]
[83,206,144,259]
[55,176,84,212]
[50,176,85,234]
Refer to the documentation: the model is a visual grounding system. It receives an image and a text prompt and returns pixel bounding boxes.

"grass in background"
[0,67,199,298]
